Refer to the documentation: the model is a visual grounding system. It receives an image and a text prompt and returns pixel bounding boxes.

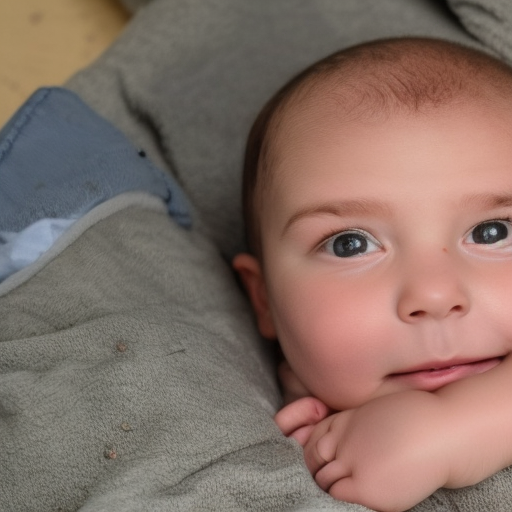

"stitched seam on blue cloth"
[0,88,52,166]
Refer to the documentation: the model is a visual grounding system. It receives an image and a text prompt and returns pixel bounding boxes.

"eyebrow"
[282,193,512,237]
[282,198,392,236]
[458,192,512,210]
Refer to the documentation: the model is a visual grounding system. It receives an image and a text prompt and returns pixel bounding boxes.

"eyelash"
[475,217,512,226]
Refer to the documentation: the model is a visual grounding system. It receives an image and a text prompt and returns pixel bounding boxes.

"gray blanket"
[2,1,512,511]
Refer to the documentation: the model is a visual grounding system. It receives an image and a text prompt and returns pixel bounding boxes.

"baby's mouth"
[389,356,504,391]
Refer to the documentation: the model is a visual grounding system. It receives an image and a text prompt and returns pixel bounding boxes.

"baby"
[233,37,512,512]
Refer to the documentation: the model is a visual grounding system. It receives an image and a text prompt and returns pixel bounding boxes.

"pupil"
[333,233,367,257]
[472,222,508,244]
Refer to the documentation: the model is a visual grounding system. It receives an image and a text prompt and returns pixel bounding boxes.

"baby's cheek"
[268,270,388,408]
[278,322,348,404]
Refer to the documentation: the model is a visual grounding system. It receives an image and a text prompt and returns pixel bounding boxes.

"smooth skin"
[234,94,512,511]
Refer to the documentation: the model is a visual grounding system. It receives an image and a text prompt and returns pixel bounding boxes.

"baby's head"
[234,38,512,410]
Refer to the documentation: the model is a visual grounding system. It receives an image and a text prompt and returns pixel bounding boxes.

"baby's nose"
[396,253,469,323]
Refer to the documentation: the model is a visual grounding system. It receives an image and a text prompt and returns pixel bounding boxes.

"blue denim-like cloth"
[0,87,191,232]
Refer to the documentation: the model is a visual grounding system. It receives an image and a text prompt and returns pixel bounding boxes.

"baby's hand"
[303,391,452,512]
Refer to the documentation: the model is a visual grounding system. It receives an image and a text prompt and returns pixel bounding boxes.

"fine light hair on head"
[242,37,512,258]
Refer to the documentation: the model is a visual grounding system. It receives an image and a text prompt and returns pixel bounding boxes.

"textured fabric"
[446,0,512,63]
[0,87,190,232]
[2,1,512,511]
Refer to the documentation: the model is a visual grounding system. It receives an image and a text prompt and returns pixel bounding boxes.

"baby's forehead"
[268,64,512,163]
[266,102,512,216]
[268,94,512,203]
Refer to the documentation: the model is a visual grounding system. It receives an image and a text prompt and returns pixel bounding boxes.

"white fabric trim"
[0,217,77,282]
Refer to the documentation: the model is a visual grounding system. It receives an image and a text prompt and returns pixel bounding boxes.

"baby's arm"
[276,355,512,512]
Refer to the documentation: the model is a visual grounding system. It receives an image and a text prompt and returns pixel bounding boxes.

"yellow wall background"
[0,0,130,126]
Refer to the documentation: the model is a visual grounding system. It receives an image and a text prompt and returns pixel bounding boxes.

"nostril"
[409,304,464,319]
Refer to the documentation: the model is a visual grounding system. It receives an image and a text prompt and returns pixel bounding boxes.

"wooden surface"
[0,0,130,126]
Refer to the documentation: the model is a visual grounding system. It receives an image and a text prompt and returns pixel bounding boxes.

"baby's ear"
[232,253,277,339]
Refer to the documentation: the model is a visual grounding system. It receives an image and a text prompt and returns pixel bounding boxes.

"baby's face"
[257,95,512,410]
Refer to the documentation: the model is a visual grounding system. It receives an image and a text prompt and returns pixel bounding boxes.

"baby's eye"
[466,220,512,246]
[323,230,381,258]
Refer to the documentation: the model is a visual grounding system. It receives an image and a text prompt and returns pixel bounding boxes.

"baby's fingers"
[304,428,340,475]
[275,397,330,440]
[315,458,350,492]
[326,476,363,506]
